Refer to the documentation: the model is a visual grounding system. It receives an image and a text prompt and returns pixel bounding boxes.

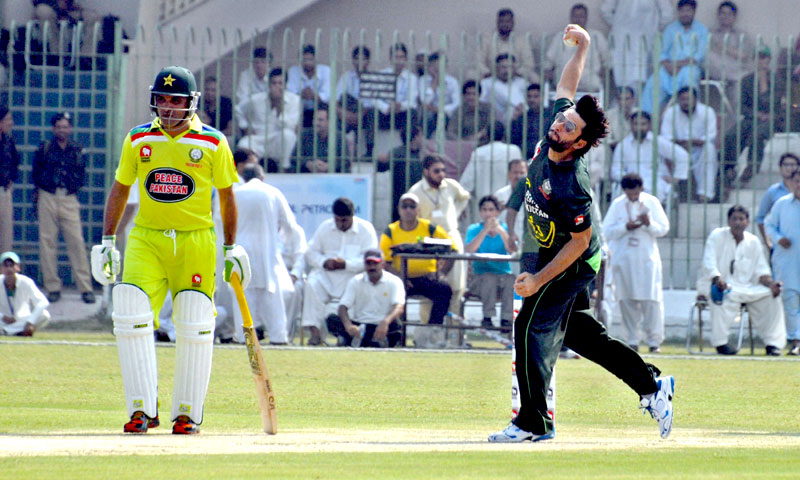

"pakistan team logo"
[189,148,203,162]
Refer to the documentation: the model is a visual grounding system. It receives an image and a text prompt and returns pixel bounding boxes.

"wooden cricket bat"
[231,273,277,434]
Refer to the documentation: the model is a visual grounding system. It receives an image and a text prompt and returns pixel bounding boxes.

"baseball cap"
[398,192,419,205]
[0,251,20,264]
[364,249,383,263]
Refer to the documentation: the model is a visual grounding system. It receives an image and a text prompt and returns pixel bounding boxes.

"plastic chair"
[686,295,754,354]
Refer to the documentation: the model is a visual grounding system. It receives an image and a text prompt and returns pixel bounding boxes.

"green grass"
[2,333,800,479]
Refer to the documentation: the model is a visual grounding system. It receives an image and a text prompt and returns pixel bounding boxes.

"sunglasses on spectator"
[554,112,577,133]
[400,203,417,209]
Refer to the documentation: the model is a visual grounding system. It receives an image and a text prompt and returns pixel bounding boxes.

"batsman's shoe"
[123,411,158,434]
[172,415,198,435]
[641,375,674,439]
[488,423,554,443]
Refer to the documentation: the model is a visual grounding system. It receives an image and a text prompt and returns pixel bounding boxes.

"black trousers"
[407,275,453,325]
[326,316,402,348]
[512,257,659,435]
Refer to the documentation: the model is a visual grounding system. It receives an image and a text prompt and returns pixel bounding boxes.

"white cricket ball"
[563,35,578,47]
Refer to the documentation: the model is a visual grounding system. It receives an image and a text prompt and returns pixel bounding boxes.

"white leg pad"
[171,290,215,424]
[112,283,158,418]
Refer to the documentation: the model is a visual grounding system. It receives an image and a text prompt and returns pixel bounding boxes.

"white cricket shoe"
[641,375,674,439]
[488,423,554,443]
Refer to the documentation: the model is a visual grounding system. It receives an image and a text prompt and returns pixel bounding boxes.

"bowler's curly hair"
[574,95,609,158]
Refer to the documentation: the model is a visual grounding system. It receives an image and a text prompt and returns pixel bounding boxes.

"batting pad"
[171,289,215,424]
[112,283,158,419]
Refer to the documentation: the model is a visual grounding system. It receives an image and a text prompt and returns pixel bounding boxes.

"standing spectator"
[480,54,527,122]
[409,155,471,315]
[640,0,708,114]
[280,217,307,343]
[756,153,799,250]
[336,46,376,157]
[379,192,454,325]
[446,80,492,142]
[0,251,50,337]
[286,44,331,129]
[602,173,670,353]
[765,171,800,355]
[235,47,271,120]
[377,123,427,221]
[0,106,20,254]
[461,122,523,209]
[237,68,300,171]
[660,86,718,202]
[327,249,405,348]
[604,86,636,150]
[706,1,754,84]
[544,3,610,93]
[32,112,94,304]
[510,83,543,159]
[699,205,785,356]
[377,43,419,134]
[465,195,515,330]
[199,76,232,134]
[600,0,674,90]
[721,47,784,189]
[290,106,347,173]
[302,198,377,346]
[480,8,538,82]
[419,52,460,138]
[611,110,689,204]
[494,158,528,248]
[231,165,298,344]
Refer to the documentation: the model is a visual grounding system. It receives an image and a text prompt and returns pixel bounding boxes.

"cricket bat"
[231,272,278,434]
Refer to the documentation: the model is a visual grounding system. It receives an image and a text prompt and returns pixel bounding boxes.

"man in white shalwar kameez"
[1,251,50,336]
[232,164,300,344]
[603,174,669,352]
[302,197,377,345]
[280,221,307,342]
[697,205,786,355]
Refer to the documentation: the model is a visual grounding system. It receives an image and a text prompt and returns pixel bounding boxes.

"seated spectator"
[446,80,492,142]
[413,50,427,77]
[461,122,523,209]
[602,173,670,353]
[0,106,20,254]
[706,1,754,84]
[756,153,799,250]
[419,52,460,138]
[600,0,675,90]
[604,86,636,150]
[232,149,258,185]
[302,198,377,346]
[480,54,527,121]
[199,76,232,134]
[544,3,609,92]
[509,83,543,159]
[290,106,347,173]
[778,37,800,131]
[698,205,786,356]
[380,193,454,325]
[235,47,271,119]
[640,0,708,114]
[237,67,300,171]
[660,86,718,202]
[0,251,50,337]
[336,45,376,157]
[611,110,689,204]
[377,43,419,133]
[479,8,538,82]
[377,123,427,221]
[721,47,784,190]
[765,170,800,355]
[494,158,528,249]
[32,0,99,55]
[327,249,405,347]
[286,44,331,129]
[464,196,515,330]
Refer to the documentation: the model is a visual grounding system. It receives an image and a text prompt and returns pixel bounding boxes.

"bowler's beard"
[547,131,571,152]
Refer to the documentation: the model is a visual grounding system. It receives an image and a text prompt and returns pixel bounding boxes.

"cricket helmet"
[149,66,201,125]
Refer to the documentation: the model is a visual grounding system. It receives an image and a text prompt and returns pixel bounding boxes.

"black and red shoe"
[123,411,159,434]
[172,415,198,435]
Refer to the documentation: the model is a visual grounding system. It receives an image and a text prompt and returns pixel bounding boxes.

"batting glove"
[223,244,251,289]
[90,235,120,285]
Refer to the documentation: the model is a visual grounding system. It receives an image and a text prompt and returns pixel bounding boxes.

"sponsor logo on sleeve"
[144,167,195,203]
[192,273,202,288]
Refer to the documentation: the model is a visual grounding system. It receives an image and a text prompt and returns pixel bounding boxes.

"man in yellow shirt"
[90,66,251,435]
[379,192,455,325]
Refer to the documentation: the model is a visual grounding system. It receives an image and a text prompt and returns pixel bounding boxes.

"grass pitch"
[1,332,799,479]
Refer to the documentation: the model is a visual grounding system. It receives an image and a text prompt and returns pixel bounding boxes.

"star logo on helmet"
[163,74,175,86]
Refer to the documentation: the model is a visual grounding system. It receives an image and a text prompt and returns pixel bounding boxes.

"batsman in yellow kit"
[90,66,252,435]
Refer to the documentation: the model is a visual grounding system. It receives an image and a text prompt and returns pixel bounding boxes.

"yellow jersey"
[380,218,455,277]
[115,115,237,231]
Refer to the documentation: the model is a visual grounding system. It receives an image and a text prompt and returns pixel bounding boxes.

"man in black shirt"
[490,24,674,443]
[32,112,95,304]
[509,82,543,160]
